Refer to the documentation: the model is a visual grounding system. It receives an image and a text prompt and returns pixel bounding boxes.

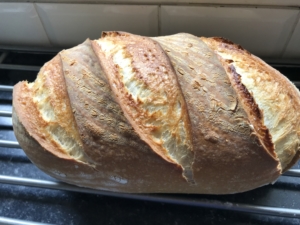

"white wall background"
[0,1,299,59]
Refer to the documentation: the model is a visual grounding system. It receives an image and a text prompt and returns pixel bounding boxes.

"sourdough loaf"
[12,32,300,194]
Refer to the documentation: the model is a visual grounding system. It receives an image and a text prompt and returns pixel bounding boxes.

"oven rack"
[1,48,300,225]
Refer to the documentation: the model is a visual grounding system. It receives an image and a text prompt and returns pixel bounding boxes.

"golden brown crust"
[13,32,297,194]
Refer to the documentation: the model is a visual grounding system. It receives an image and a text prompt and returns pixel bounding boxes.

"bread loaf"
[12,32,300,194]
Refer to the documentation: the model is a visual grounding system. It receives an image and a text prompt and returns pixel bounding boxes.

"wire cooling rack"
[1,48,300,225]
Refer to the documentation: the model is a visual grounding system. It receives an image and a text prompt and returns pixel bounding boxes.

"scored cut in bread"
[201,37,300,172]
[12,32,300,194]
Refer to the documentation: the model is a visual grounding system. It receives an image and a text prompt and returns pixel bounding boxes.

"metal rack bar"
[0,64,40,72]
[293,81,300,87]
[0,216,53,225]
[270,64,300,68]
[0,111,12,117]
[0,52,8,64]
[0,140,20,148]
[282,169,300,177]
[0,85,13,92]
[0,46,61,54]
[0,175,299,219]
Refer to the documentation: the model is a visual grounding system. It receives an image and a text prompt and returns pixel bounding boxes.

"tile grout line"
[33,3,54,47]
[1,1,300,9]
[279,10,300,58]
[158,5,161,36]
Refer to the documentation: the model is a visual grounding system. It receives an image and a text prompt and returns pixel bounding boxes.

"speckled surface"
[1,53,300,225]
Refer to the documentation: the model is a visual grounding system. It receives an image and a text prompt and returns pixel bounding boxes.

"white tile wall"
[0,2,299,59]
[35,4,158,47]
[0,3,50,47]
[283,15,300,59]
[161,6,299,58]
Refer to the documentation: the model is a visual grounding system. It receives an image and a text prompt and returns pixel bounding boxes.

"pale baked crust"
[12,56,80,160]
[201,37,300,171]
